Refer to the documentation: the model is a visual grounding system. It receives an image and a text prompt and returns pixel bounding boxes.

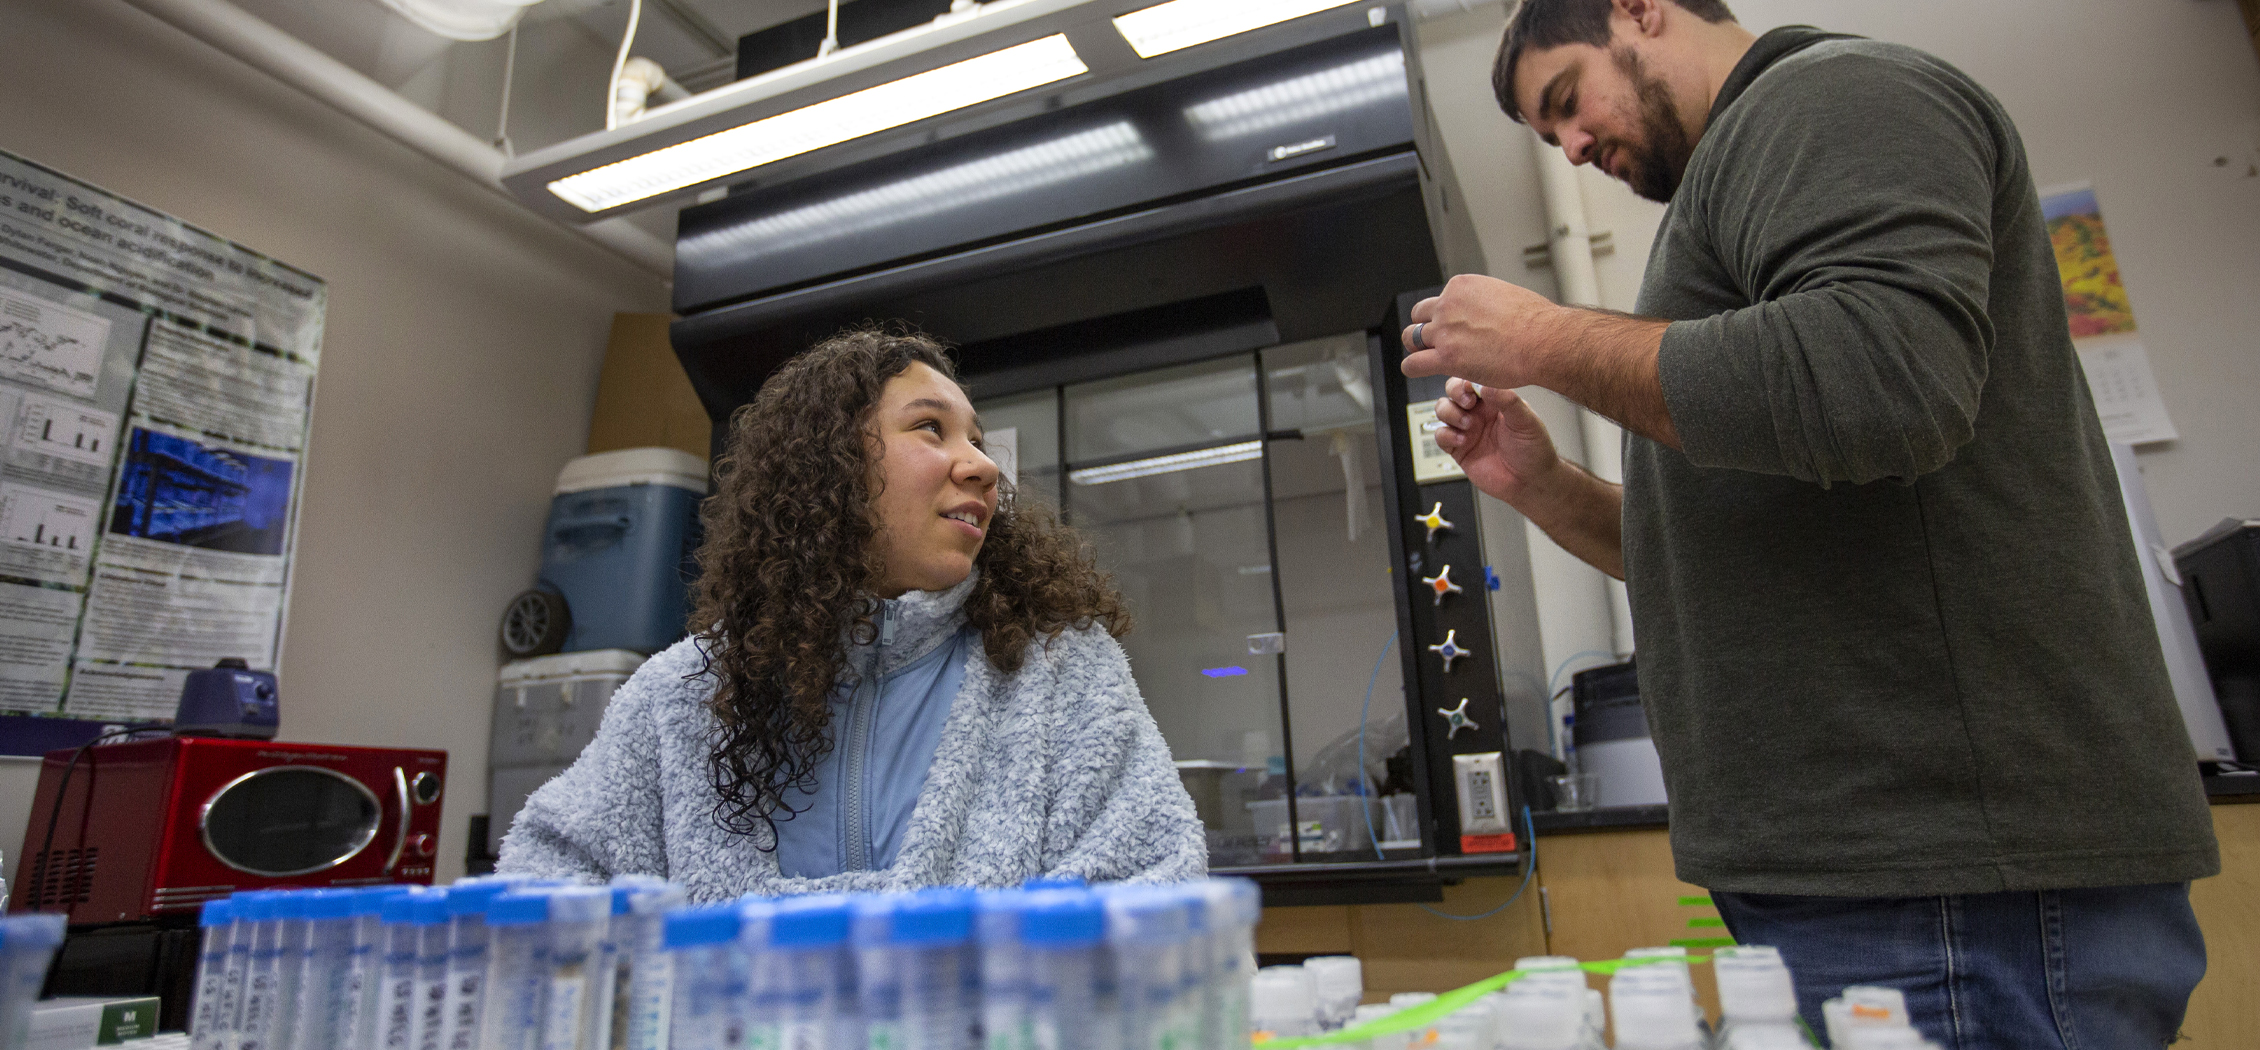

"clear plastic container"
[188,898,238,1050]
[539,886,616,1050]
[1435,1005,1491,1050]
[615,878,687,1050]
[289,888,364,1050]
[1,912,68,1049]
[1018,890,1107,1050]
[1301,957,1361,1031]
[1496,980,1583,1050]
[1714,945,1803,1046]
[1608,965,1701,1050]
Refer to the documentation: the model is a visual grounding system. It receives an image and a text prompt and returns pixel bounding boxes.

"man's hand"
[1401,274,1566,390]
[1433,378,1565,505]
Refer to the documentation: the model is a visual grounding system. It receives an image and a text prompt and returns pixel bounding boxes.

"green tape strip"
[1668,937,1736,949]
[1685,917,1726,928]
[1258,956,1712,1049]
[1676,895,1713,907]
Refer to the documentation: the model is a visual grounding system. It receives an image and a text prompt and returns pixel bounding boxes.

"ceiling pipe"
[115,0,675,279]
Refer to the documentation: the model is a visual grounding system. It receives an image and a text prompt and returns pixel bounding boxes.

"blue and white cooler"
[499,447,708,657]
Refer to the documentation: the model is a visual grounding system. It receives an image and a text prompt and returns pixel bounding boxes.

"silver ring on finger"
[1410,322,1428,350]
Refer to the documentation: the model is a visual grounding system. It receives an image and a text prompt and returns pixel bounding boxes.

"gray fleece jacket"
[496,573,1208,901]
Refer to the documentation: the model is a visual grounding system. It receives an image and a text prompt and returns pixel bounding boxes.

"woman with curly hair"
[498,327,1206,898]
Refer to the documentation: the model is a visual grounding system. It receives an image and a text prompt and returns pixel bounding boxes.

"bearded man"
[1400,1,2219,1044]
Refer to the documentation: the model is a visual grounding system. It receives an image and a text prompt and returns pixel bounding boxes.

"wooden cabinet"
[1252,802,2258,1040]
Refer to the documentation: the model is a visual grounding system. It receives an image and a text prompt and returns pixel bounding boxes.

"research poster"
[0,148,324,723]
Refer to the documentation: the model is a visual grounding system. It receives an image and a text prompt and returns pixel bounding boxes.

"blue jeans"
[1710,884,2204,1049]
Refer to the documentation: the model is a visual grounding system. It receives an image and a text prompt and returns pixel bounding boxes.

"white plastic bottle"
[188,898,239,1050]
[1608,966,1702,1050]
[1301,957,1362,1032]
[1711,946,1808,1048]
[1348,1004,1403,1050]
[1249,968,1315,1041]
[1017,890,1107,1050]
[1434,1005,1491,1050]
[1821,986,1909,1048]
[1495,981,1583,1050]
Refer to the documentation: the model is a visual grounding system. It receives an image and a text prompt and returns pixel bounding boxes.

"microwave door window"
[201,766,385,876]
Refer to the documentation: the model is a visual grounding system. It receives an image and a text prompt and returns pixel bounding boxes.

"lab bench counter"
[1253,785,2260,1044]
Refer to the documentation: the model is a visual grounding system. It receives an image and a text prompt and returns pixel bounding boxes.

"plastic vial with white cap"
[1018,889,1107,1050]
[1434,1004,1492,1050]
[1349,1003,1403,1050]
[1249,967,1316,1041]
[288,888,365,1050]
[770,895,852,1050]
[662,904,745,1050]
[1301,956,1362,1031]
[1383,992,1436,1048]
[188,899,238,1050]
[1608,966,1703,1050]
[614,877,687,1050]
[482,889,558,1050]
[1495,980,1583,1050]
[974,890,1031,1050]
[1822,985,1910,1048]
[2,912,69,1049]
[238,889,310,1050]
[1712,946,1803,1046]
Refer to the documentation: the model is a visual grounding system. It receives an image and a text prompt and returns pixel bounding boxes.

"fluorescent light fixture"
[1183,52,1404,141]
[1112,0,1362,59]
[547,34,1088,213]
[1067,440,1263,485]
[1201,666,1250,678]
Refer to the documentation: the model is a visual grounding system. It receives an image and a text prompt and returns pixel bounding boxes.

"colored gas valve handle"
[1415,502,1453,541]
[1427,629,1471,671]
[1437,697,1478,738]
[1422,564,1463,605]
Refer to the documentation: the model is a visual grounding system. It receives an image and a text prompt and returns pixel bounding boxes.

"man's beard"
[1608,45,1694,203]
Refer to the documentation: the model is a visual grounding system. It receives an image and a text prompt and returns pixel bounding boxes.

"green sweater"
[1626,27,2218,896]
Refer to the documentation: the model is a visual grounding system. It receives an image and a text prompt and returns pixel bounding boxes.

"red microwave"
[11,737,447,924]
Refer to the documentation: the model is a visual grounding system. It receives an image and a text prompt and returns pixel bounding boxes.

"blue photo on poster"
[109,427,294,556]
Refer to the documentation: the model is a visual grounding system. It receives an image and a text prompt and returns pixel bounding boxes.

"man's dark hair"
[1492,0,1737,123]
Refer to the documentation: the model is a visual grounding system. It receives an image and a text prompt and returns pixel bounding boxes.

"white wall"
[0,0,668,892]
[1411,0,2260,687]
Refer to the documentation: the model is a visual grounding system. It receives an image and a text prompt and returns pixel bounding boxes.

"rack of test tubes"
[6,876,1941,1050]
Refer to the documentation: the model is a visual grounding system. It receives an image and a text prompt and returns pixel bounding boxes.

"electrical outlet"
[1453,751,1511,835]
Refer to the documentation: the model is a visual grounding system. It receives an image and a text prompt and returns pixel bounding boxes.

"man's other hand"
[1401,274,1565,389]
[1432,378,1563,505]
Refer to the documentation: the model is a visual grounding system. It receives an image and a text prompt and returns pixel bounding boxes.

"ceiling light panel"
[1068,440,1264,485]
[1112,0,1363,59]
[547,34,1089,213]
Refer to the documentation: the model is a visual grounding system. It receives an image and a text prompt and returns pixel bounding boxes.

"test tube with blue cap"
[482,889,560,1050]
[664,904,745,1050]
[850,896,902,1050]
[188,899,237,1050]
[344,887,417,1050]
[288,888,365,1050]
[1017,889,1108,1050]
[613,876,687,1050]
[1104,886,1194,1050]
[538,886,616,1050]
[973,891,1030,1050]
[375,887,451,1050]
[238,889,310,1050]
[894,890,977,1050]
[769,895,852,1050]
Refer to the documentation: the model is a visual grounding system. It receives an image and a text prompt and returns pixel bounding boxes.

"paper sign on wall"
[0,148,325,725]
[2041,183,2177,445]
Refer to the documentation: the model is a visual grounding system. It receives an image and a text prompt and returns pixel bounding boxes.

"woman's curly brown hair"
[688,324,1130,841]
